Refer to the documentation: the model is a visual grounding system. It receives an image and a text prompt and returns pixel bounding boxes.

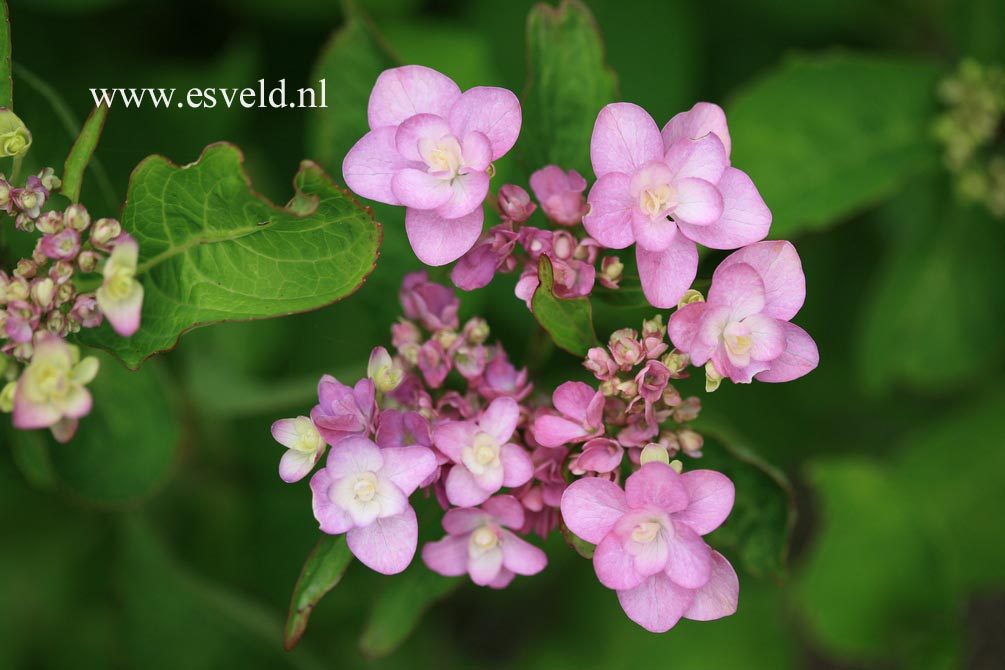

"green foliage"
[78,143,382,368]
[519,0,618,178]
[0,0,11,109]
[284,535,354,650]
[531,255,600,357]
[60,104,108,203]
[728,53,944,238]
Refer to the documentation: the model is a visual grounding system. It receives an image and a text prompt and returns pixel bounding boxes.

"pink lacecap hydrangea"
[583,101,771,308]
[342,65,521,266]
[668,240,819,383]
[422,494,547,588]
[310,435,437,574]
[561,461,739,632]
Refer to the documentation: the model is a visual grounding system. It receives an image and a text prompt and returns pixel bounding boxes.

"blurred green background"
[2,0,1004,668]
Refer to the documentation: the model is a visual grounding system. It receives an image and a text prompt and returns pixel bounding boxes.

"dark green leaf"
[4,424,55,491]
[284,534,353,651]
[60,104,108,203]
[531,255,599,357]
[520,0,618,177]
[48,351,179,505]
[728,52,944,238]
[359,564,461,658]
[77,142,382,369]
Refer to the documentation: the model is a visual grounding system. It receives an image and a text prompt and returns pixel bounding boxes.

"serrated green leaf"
[60,103,108,203]
[728,52,944,238]
[531,255,599,357]
[359,564,461,659]
[77,142,382,368]
[284,534,353,651]
[48,351,179,505]
[520,0,618,178]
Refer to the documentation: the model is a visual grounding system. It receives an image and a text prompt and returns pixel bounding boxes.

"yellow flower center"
[639,184,676,218]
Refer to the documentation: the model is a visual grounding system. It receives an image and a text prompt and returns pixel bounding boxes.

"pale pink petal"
[594,534,646,590]
[379,446,437,496]
[374,477,409,519]
[58,386,94,419]
[673,178,724,227]
[391,168,453,210]
[632,530,671,577]
[482,495,525,529]
[324,435,383,478]
[479,397,520,444]
[405,207,484,266]
[445,464,491,507]
[754,322,819,383]
[342,127,408,205]
[707,263,766,318]
[442,507,490,534]
[664,521,712,589]
[469,546,504,586]
[488,568,516,589]
[501,530,547,575]
[583,172,636,249]
[310,469,353,534]
[617,573,696,633]
[448,87,522,160]
[552,381,596,421]
[432,420,477,462]
[715,240,805,320]
[422,534,469,576]
[271,418,304,449]
[533,415,589,448]
[500,443,534,487]
[662,102,732,157]
[684,551,739,621]
[625,462,689,513]
[691,306,731,366]
[435,171,490,220]
[472,461,505,494]
[99,283,143,337]
[12,388,61,429]
[560,477,628,544]
[394,113,452,161]
[279,449,319,483]
[678,167,770,250]
[667,302,708,353]
[346,507,419,575]
[631,208,679,252]
[663,134,728,183]
[591,102,663,177]
[636,236,699,309]
[675,470,735,535]
[743,313,786,361]
[461,131,493,172]
[368,65,460,129]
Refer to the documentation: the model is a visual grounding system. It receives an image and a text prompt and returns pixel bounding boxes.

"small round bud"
[0,381,16,413]
[90,218,122,248]
[640,444,670,466]
[37,167,61,192]
[64,204,91,231]
[678,289,705,309]
[35,211,64,235]
[678,429,704,456]
[49,261,75,285]
[498,184,536,223]
[56,282,76,306]
[78,251,101,273]
[46,311,67,335]
[31,277,56,309]
[463,317,490,344]
[0,108,32,158]
[14,258,37,279]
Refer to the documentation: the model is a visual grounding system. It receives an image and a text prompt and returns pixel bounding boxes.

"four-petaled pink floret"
[532,381,605,448]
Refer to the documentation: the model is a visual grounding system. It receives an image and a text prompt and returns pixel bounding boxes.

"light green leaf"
[531,255,599,357]
[78,142,382,369]
[48,351,179,505]
[520,0,618,178]
[60,104,108,203]
[359,565,461,659]
[728,52,944,238]
[284,535,353,651]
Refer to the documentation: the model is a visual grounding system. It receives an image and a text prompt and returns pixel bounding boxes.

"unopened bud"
[678,289,705,309]
[498,184,536,223]
[46,311,66,335]
[0,108,32,158]
[600,256,623,287]
[35,211,63,235]
[49,261,75,285]
[64,204,91,231]
[367,346,403,393]
[90,218,122,248]
[78,251,101,273]
[0,381,16,413]
[641,314,665,340]
[678,429,703,456]
[704,360,722,392]
[14,259,37,279]
[31,277,56,309]
[640,444,670,466]
[37,167,61,192]
[463,317,490,344]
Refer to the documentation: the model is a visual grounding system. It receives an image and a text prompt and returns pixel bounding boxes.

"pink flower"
[570,437,624,475]
[433,397,534,506]
[342,65,522,266]
[561,462,738,632]
[584,346,618,380]
[12,335,99,441]
[533,381,605,448]
[95,234,143,337]
[475,348,532,401]
[635,360,670,403]
[310,375,376,446]
[422,495,547,588]
[608,328,644,369]
[498,184,537,222]
[668,240,819,383]
[400,271,460,331]
[12,175,48,219]
[417,339,451,388]
[69,294,103,328]
[271,416,326,483]
[4,300,39,343]
[583,102,770,307]
[511,443,568,537]
[451,223,519,291]
[38,228,81,261]
[310,436,437,574]
[529,165,589,225]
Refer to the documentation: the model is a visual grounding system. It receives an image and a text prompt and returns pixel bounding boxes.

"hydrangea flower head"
[561,461,738,632]
[310,435,437,574]
[343,65,522,266]
[422,494,547,588]
[668,240,819,384]
[583,102,770,307]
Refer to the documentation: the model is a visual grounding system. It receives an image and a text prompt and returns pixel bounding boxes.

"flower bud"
[367,346,403,393]
[0,381,16,413]
[641,315,665,340]
[551,230,576,260]
[90,218,122,249]
[640,443,670,466]
[56,282,76,306]
[584,346,617,380]
[498,184,536,223]
[64,204,91,231]
[37,167,61,192]
[608,328,644,369]
[678,289,705,309]
[14,259,37,279]
[677,429,704,456]
[35,211,63,235]
[31,277,56,309]
[670,396,701,423]
[46,310,67,335]
[0,108,32,158]
[669,459,684,474]
[462,317,489,344]
[661,349,690,376]
[704,360,722,393]
[49,260,75,285]
[78,251,101,273]
[15,213,35,232]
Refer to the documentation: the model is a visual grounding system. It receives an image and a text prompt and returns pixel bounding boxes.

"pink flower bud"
[90,218,122,249]
[400,271,460,332]
[35,211,63,235]
[14,259,37,279]
[599,256,624,289]
[70,294,103,328]
[78,251,101,274]
[37,167,61,192]
[39,228,82,261]
[677,429,703,456]
[584,346,618,381]
[551,231,576,260]
[391,319,422,349]
[529,165,589,225]
[462,317,490,344]
[608,328,644,369]
[49,261,75,285]
[64,204,91,231]
[498,184,536,222]
[635,360,671,403]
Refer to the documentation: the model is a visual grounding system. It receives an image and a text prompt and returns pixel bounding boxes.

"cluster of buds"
[933,59,1005,218]
[451,165,623,307]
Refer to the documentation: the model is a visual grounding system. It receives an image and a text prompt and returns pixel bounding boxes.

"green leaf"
[559,521,596,559]
[0,1,11,109]
[694,422,796,580]
[305,3,397,170]
[531,255,599,357]
[285,534,353,651]
[60,103,108,203]
[728,52,944,238]
[4,425,55,491]
[78,142,382,369]
[520,0,618,178]
[48,351,179,505]
[359,564,461,659]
